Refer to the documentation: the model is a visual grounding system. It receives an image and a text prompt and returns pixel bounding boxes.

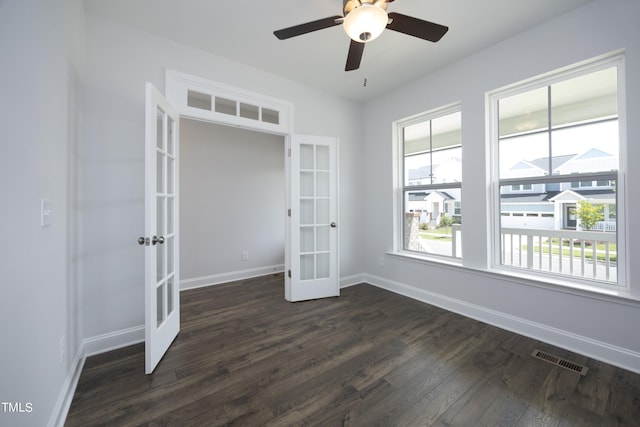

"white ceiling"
[83,0,596,102]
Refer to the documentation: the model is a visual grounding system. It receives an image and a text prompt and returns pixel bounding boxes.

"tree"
[439,213,453,235]
[577,200,604,231]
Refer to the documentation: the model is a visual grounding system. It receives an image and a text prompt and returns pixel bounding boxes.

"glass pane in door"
[300,199,314,225]
[167,276,174,315]
[298,142,333,282]
[300,171,314,197]
[157,153,164,193]
[301,227,314,252]
[301,254,314,280]
[167,197,174,234]
[167,117,174,155]
[316,145,329,170]
[317,253,330,279]
[316,226,329,251]
[300,144,314,169]
[156,108,164,150]
[167,156,174,194]
[167,236,173,275]
[156,283,164,326]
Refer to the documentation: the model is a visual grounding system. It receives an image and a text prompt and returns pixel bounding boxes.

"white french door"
[286,135,339,302]
[143,83,180,374]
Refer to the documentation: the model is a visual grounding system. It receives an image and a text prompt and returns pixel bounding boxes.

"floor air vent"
[531,349,588,376]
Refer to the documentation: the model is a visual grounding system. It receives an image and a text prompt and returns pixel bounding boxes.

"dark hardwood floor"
[65,274,640,426]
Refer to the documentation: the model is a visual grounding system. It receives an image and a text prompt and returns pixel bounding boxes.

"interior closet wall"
[180,119,285,287]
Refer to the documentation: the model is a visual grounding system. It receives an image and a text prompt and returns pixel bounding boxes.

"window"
[491,55,624,286]
[397,106,462,258]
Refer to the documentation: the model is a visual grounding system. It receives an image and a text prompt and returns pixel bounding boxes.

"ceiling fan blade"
[274,16,343,40]
[345,39,365,71]
[386,12,449,42]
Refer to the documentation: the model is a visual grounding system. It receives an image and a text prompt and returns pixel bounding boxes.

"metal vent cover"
[531,349,588,376]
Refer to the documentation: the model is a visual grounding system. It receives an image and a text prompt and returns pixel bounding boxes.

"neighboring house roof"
[503,188,615,204]
[432,191,455,200]
[528,154,576,171]
[509,148,614,174]
[408,166,432,181]
[501,192,560,203]
[549,190,584,203]
[407,190,456,201]
[408,157,461,181]
[407,192,428,201]
[573,148,613,160]
[549,189,615,203]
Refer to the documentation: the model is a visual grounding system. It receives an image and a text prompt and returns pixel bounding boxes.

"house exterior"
[407,157,461,227]
[500,148,617,231]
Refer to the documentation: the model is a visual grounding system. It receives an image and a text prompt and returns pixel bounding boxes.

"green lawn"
[523,238,617,263]
[419,228,453,241]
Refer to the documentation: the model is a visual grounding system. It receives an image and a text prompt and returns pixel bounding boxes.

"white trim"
[48,327,145,426]
[83,325,145,357]
[363,272,640,374]
[486,50,628,291]
[340,273,366,288]
[165,69,294,136]
[47,345,86,427]
[392,103,462,255]
[180,264,285,291]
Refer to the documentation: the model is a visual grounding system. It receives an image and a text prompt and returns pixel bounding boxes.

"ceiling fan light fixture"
[343,3,388,43]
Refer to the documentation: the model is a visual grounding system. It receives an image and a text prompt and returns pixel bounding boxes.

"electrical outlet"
[241,251,249,261]
[41,199,53,227]
[378,256,385,267]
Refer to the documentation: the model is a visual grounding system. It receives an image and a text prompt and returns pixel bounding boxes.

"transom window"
[397,105,462,259]
[491,54,625,286]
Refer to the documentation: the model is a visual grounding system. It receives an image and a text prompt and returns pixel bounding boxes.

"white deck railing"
[501,227,616,282]
[586,221,616,232]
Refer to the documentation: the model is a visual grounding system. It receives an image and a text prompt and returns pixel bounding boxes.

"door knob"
[330,222,337,228]
[152,235,165,245]
[138,237,146,245]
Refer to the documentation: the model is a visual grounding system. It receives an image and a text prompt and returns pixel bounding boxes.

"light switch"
[41,199,53,227]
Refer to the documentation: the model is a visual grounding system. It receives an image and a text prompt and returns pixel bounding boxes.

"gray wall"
[180,120,285,286]
[4,1,640,425]
[81,12,364,343]
[0,1,85,426]
[362,0,640,372]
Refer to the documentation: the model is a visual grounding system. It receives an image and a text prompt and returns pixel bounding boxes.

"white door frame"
[164,70,339,300]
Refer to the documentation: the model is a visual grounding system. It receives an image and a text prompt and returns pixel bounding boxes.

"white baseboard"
[340,273,366,288]
[49,326,145,426]
[83,325,145,357]
[50,270,640,427]
[48,345,86,427]
[180,264,285,291]
[363,273,640,374]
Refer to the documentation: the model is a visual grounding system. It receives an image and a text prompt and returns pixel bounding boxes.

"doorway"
[179,119,285,289]
[565,204,577,229]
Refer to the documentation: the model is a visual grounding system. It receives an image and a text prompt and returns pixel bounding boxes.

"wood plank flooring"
[65,274,640,426]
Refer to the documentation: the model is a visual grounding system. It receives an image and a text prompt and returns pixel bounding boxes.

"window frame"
[393,102,463,262]
[487,52,628,289]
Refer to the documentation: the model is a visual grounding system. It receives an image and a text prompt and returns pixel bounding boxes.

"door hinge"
[288,148,291,157]
[288,208,291,217]
[288,269,291,278]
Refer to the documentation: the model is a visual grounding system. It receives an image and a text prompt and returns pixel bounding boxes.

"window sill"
[386,251,640,306]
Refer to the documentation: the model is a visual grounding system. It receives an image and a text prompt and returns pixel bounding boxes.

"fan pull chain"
[363,49,368,87]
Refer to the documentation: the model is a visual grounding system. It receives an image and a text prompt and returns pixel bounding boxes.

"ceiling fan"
[273,0,449,71]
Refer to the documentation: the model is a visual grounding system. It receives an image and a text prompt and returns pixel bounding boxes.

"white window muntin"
[488,52,627,288]
[394,103,462,260]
